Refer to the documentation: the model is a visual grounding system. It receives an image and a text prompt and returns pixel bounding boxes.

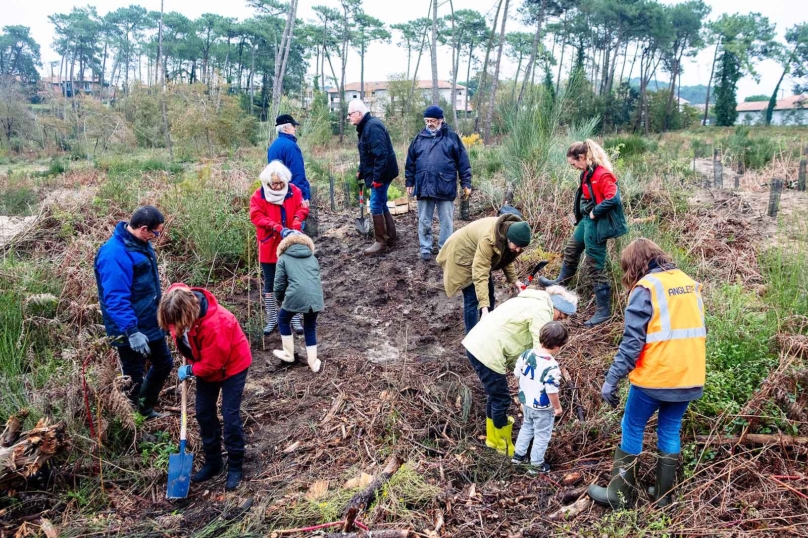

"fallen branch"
[547,497,591,522]
[0,420,70,491]
[344,455,404,515]
[324,531,410,538]
[0,410,29,448]
[695,433,808,448]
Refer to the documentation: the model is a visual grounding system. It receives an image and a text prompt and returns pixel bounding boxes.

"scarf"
[263,183,288,204]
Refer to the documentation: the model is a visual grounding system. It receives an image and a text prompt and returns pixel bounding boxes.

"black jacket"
[405,123,472,201]
[356,113,399,187]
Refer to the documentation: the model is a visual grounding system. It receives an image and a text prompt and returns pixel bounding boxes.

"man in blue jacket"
[406,106,472,261]
[94,206,173,420]
[268,114,311,204]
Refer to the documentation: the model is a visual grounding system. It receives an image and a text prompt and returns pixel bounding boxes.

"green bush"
[605,135,658,159]
[724,126,780,170]
[0,177,38,215]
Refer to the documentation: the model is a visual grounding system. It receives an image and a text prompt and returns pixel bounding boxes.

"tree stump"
[768,178,783,218]
[0,419,70,491]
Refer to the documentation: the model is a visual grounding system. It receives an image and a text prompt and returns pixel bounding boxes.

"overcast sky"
[4,0,805,100]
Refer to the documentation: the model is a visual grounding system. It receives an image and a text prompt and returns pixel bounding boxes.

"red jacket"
[249,185,309,264]
[581,165,618,204]
[166,283,252,382]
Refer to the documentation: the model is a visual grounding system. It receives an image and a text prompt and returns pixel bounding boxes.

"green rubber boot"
[648,452,679,507]
[485,417,499,450]
[588,447,639,509]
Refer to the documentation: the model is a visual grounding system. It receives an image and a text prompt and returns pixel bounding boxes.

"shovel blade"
[355,217,371,236]
[167,447,194,499]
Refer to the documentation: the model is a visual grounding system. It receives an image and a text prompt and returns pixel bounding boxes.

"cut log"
[695,433,808,447]
[0,419,70,491]
[344,455,404,515]
[1,410,29,448]
[324,532,410,538]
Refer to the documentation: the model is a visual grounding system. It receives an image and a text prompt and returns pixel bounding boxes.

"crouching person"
[272,230,324,373]
[158,283,252,491]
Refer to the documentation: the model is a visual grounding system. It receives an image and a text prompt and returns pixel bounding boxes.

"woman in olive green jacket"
[272,231,324,372]
[436,214,532,333]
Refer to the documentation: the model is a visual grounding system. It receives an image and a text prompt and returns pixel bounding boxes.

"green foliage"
[714,49,741,127]
[744,94,770,102]
[724,126,779,169]
[604,135,658,158]
[139,430,174,469]
[300,91,333,149]
[0,175,38,215]
[759,225,808,320]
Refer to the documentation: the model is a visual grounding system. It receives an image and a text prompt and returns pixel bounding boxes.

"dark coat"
[573,165,628,243]
[405,123,472,201]
[267,132,311,200]
[274,233,324,313]
[94,221,164,344]
[356,113,399,187]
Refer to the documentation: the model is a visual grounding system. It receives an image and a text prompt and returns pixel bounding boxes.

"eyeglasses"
[347,111,361,118]
[424,119,441,125]
[151,230,161,238]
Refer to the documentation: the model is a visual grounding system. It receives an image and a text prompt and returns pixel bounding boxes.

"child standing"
[157,283,252,491]
[511,321,569,473]
[272,230,324,373]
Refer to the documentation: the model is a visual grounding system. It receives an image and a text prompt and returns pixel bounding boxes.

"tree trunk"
[158,0,172,159]
[663,54,681,131]
[339,2,351,142]
[409,2,432,113]
[555,14,567,95]
[464,41,474,116]
[0,419,69,491]
[766,55,792,125]
[430,0,439,104]
[518,0,545,106]
[360,46,365,102]
[449,0,459,127]
[483,0,509,144]
[703,39,721,125]
[272,0,299,134]
[474,0,503,133]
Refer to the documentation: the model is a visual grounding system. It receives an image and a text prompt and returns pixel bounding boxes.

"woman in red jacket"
[250,160,309,336]
[158,283,252,491]
[538,139,628,327]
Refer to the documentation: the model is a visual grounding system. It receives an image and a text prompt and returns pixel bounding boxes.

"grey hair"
[260,160,292,184]
[348,99,368,115]
[275,123,292,135]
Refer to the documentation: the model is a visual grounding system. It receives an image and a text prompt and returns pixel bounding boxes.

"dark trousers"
[561,216,609,285]
[278,308,318,346]
[467,351,511,428]
[261,262,276,293]
[461,275,496,334]
[196,368,249,470]
[116,338,173,411]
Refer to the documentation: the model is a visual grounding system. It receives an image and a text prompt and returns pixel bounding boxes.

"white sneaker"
[306,345,321,373]
[272,335,295,363]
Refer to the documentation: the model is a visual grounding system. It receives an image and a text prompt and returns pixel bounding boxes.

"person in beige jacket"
[436,214,532,333]
[462,286,578,456]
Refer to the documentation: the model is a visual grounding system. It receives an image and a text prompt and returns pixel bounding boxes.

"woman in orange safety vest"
[588,238,706,509]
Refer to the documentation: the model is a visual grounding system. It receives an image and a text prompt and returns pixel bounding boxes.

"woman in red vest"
[538,139,627,326]
[588,238,706,509]
[158,283,252,492]
[250,160,309,336]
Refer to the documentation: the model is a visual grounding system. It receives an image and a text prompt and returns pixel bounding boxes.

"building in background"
[736,95,807,126]
[326,80,471,118]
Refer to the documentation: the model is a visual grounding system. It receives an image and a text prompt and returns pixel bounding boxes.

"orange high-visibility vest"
[628,269,706,390]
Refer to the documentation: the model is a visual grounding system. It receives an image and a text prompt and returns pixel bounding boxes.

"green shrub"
[605,134,658,158]
[0,176,38,215]
[724,126,780,170]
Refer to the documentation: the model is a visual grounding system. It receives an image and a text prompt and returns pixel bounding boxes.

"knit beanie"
[550,294,577,316]
[506,221,531,247]
[424,105,444,119]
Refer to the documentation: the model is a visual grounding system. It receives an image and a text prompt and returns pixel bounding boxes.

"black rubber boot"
[191,460,223,483]
[537,264,576,288]
[584,282,612,327]
[363,214,387,256]
[383,210,397,247]
[137,378,167,420]
[588,447,638,509]
[648,452,679,507]
[225,469,242,491]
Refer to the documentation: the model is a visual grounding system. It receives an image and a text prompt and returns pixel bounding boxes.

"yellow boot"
[485,417,499,449]
[494,417,515,457]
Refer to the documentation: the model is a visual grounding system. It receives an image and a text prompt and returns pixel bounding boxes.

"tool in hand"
[167,358,194,499]
[354,186,371,237]
[520,260,550,290]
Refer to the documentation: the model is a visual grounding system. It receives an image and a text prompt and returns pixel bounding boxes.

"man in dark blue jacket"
[268,114,311,203]
[349,100,399,256]
[405,106,472,261]
[94,206,173,420]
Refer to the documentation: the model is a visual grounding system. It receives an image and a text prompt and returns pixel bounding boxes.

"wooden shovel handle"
[180,357,188,443]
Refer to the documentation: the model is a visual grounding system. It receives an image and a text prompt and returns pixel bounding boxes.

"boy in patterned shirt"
[511,321,569,473]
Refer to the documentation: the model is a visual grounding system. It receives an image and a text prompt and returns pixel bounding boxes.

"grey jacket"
[605,265,703,402]
[274,234,324,314]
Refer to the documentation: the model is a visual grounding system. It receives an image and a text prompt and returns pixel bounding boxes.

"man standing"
[406,106,472,261]
[94,206,173,420]
[348,100,399,256]
[268,114,311,205]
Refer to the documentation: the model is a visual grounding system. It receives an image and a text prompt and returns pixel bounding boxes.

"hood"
[277,232,315,258]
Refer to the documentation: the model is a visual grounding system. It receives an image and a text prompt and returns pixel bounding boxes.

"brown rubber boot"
[363,214,387,256]
[383,210,397,247]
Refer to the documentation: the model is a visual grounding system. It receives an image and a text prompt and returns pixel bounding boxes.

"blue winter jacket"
[94,222,164,345]
[267,132,311,200]
[405,123,472,201]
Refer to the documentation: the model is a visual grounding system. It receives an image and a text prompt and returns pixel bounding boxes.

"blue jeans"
[417,199,454,254]
[467,351,511,428]
[462,276,495,334]
[514,405,555,465]
[278,308,318,347]
[196,367,248,469]
[369,182,390,216]
[620,385,690,454]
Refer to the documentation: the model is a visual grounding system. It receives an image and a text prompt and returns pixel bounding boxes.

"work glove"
[128,331,151,357]
[371,181,383,189]
[463,187,472,200]
[178,364,194,382]
[601,381,619,408]
[281,228,301,239]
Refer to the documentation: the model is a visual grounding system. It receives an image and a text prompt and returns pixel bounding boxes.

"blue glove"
[178,364,194,382]
[281,228,300,239]
[127,331,151,357]
[601,381,619,408]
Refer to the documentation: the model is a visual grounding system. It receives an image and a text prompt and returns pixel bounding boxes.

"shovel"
[167,360,193,499]
[355,186,371,237]
[520,260,550,290]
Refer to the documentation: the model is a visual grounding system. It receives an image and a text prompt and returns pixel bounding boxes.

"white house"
[736,94,807,126]
[326,80,472,118]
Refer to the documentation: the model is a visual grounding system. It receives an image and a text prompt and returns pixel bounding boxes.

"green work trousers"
[562,215,609,285]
